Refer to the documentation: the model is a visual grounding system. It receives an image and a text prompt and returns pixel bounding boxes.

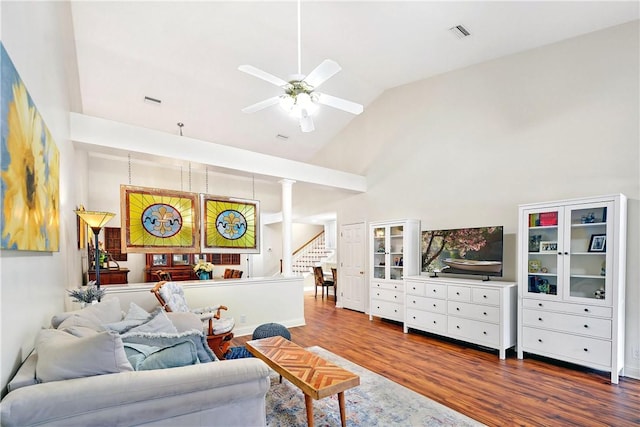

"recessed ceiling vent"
[449,25,471,39]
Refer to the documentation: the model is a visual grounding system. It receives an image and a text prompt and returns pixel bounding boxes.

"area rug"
[265,346,484,426]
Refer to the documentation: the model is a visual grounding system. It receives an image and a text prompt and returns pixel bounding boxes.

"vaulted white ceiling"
[70,1,638,163]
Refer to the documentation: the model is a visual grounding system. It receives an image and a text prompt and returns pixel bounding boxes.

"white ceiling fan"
[239,0,363,133]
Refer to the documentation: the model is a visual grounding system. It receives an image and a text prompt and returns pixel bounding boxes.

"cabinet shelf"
[570,274,605,280]
[571,222,606,228]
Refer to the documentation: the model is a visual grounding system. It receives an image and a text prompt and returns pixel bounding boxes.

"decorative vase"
[198,272,211,280]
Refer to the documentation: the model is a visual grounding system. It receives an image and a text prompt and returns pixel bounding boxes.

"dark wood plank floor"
[233,293,640,426]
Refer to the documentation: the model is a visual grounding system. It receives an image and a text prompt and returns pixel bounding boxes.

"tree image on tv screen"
[422,227,502,275]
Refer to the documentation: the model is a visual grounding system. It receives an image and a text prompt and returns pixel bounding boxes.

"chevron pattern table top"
[246,335,360,400]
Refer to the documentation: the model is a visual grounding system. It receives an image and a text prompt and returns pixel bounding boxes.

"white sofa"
[0,299,271,426]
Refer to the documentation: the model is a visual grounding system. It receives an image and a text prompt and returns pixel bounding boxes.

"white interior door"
[339,222,366,312]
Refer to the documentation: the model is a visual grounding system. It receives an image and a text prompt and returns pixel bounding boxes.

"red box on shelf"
[539,212,558,226]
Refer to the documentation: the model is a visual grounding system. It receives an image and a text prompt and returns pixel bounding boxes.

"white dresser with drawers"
[404,276,517,359]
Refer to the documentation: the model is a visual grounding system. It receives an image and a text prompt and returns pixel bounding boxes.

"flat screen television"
[421,226,504,278]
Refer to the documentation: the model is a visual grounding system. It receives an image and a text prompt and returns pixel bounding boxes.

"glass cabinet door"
[526,208,563,298]
[389,226,404,280]
[373,226,387,279]
[564,202,612,303]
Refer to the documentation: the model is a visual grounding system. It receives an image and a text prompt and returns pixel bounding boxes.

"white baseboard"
[623,365,640,380]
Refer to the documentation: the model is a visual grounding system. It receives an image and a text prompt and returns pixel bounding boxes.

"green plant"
[67,284,106,303]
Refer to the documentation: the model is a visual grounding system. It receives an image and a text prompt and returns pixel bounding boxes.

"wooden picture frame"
[202,195,260,253]
[588,234,606,252]
[120,185,200,253]
[539,241,558,253]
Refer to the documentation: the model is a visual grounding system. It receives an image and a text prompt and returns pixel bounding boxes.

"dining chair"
[313,266,334,299]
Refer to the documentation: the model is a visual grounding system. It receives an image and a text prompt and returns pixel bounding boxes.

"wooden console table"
[89,268,130,285]
[246,336,359,427]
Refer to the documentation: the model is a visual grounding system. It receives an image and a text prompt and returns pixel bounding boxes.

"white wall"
[0,2,83,393]
[311,22,640,378]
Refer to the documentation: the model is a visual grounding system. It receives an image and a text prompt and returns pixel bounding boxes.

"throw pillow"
[35,329,133,382]
[60,326,100,338]
[103,302,152,333]
[125,309,178,334]
[124,341,198,371]
[121,330,217,363]
[51,297,122,329]
[57,311,105,331]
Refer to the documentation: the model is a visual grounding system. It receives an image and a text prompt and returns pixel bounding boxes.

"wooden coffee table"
[246,335,360,427]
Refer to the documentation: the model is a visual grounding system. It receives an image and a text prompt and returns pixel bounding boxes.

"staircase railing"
[291,231,329,275]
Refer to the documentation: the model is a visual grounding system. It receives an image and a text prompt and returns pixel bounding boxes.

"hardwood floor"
[233,293,640,426]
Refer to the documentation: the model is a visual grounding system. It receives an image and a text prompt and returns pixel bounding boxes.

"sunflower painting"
[203,196,259,253]
[1,43,60,251]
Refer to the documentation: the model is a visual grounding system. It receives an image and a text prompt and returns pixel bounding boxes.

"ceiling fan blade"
[303,59,342,89]
[238,65,288,87]
[300,110,315,133]
[241,96,281,114]
[317,93,364,115]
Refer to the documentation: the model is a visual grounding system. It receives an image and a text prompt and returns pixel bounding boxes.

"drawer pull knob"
[456,307,460,311]
[564,252,569,255]
[483,331,487,335]
[394,309,397,313]
[433,321,437,324]
[433,304,437,307]
[584,308,590,312]
[538,339,543,343]
[456,326,460,329]
[413,300,416,304]
[456,292,460,295]
[584,324,589,328]
[538,318,543,321]
[433,289,437,293]
[413,316,416,320]
[538,303,543,307]
[583,348,589,352]
[483,312,487,316]
[394,296,397,299]
[483,295,487,299]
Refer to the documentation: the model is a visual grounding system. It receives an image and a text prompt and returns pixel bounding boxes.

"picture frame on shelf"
[588,234,606,252]
[528,235,542,252]
[539,241,558,253]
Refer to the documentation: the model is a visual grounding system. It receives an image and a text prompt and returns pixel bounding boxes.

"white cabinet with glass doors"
[517,194,627,383]
[369,219,420,322]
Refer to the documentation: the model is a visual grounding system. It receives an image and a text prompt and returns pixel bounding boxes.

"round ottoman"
[252,322,291,340]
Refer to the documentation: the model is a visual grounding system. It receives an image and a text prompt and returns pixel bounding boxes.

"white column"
[280,179,295,276]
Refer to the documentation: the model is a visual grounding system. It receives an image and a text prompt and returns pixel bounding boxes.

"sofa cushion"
[35,329,133,382]
[51,297,122,329]
[6,352,38,392]
[124,340,198,371]
[166,311,204,333]
[121,330,216,363]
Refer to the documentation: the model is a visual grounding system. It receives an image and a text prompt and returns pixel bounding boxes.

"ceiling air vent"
[449,25,471,39]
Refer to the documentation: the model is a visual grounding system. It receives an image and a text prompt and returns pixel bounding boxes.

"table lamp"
[75,210,116,298]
